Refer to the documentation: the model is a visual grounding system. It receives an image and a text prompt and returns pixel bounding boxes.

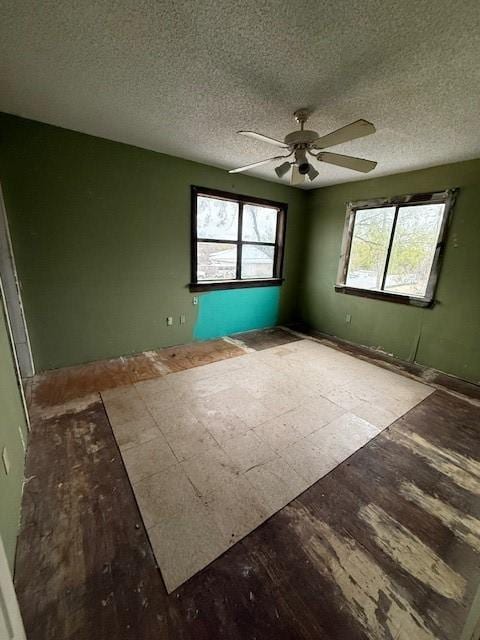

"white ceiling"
[1,1,479,189]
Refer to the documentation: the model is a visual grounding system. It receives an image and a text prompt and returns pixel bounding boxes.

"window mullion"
[236,202,243,280]
[380,205,400,291]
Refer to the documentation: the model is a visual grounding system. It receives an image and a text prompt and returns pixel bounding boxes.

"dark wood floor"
[14,333,480,640]
[232,327,302,351]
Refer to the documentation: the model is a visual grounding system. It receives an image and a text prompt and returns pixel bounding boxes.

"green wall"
[0,300,27,571]
[0,113,307,370]
[300,159,480,383]
[0,111,479,385]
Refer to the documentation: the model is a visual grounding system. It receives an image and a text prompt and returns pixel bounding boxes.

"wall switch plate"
[166,316,173,326]
[346,313,351,323]
[180,314,186,325]
[192,296,198,305]
[2,447,10,475]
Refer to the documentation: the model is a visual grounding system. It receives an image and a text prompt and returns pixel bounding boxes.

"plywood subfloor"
[29,338,246,411]
[101,338,433,591]
[15,331,480,639]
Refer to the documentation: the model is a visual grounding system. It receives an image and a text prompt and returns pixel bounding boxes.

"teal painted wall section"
[194,287,280,340]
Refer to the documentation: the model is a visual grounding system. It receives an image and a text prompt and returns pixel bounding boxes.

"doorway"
[0,185,34,379]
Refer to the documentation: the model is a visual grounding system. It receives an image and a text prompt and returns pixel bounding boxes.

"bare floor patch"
[359,502,466,600]
[104,338,434,592]
[400,482,480,553]
[387,429,480,494]
[290,504,439,640]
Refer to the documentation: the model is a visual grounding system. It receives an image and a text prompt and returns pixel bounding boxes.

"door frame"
[0,536,26,640]
[0,184,34,379]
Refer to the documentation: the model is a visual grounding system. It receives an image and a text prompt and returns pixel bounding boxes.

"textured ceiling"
[0,0,479,188]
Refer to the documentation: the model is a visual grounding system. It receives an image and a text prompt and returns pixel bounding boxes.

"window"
[191,187,287,291]
[336,190,457,307]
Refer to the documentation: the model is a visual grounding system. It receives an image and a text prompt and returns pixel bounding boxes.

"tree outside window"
[337,190,456,306]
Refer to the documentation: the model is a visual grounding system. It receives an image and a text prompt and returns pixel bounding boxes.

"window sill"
[334,284,433,308]
[189,278,284,292]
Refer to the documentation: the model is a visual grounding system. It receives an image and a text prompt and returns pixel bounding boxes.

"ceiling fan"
[229,110,377,185]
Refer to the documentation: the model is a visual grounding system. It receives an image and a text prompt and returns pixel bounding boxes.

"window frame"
[190,186,287,292]
[335,189,457,307]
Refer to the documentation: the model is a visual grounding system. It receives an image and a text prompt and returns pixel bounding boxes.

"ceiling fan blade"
[290,165,305,186]
[229,155,290,174]
[313,119,375,150]
[317,152,377,173]
[238,131,288,149]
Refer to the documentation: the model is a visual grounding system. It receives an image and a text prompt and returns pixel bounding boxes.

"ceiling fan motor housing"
[284,130,319,147]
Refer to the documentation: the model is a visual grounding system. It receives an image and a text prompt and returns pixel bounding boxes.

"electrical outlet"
[2,447,10,475]
[180,314,186,325]
[346,313,351,324]
[192,296,198,305]
[166,316,173,326]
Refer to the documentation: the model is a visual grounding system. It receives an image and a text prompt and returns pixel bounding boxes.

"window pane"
[346,207,396,290]
[384,204,444,297]
[197,196,238,240]
[242,204,277,242]
[241,244,274,279]
[197,242,237,281]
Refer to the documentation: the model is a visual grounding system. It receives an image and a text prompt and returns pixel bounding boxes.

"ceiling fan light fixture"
[230,111,377,179]
[275,161,291,178]
[307,164,319,181]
